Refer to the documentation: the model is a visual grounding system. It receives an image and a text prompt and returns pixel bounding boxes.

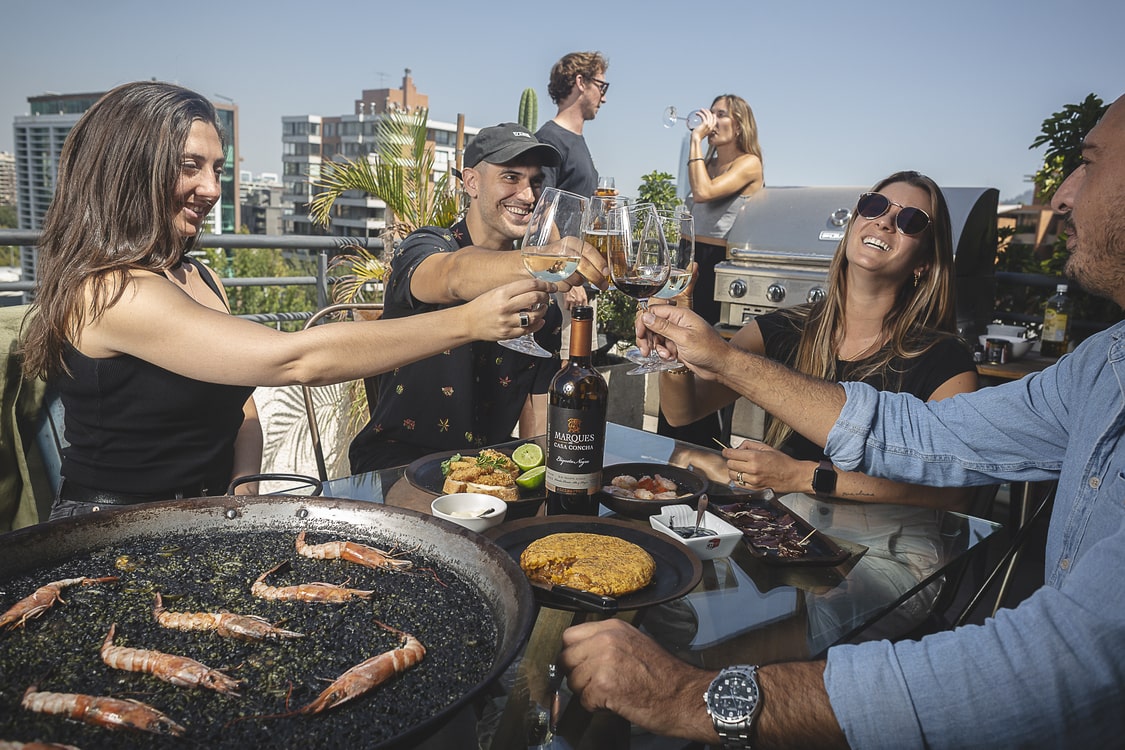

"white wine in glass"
[499,187,588,358]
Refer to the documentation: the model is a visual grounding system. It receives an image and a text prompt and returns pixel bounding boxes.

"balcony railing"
[0,231,385,325]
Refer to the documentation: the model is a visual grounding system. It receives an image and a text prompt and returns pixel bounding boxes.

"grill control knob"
[728,279,747,298]
[766,283,786,303]
[807,286,827,304]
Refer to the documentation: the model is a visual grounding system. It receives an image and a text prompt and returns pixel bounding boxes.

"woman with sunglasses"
[658,93,764,445]
[662,171,976,507]
[659,170,979,644]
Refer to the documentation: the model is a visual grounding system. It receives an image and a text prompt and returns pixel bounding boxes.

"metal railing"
[0,231,385,324]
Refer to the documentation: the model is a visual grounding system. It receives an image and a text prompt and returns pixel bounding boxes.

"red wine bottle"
[545,306,608,515]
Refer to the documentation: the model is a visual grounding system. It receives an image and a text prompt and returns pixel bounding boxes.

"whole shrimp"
[153,592,303,641]
[295,531,413,571]
[20,685,185,737]
[100,623,242,695]
[299,621,425,714]
[251,561,374,603]
[0,576,117,631]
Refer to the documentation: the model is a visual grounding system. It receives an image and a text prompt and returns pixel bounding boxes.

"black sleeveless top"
[56,259,255,494]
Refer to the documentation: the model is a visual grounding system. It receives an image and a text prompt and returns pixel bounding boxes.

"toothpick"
[711,437,731,451]
[798,528,817,546]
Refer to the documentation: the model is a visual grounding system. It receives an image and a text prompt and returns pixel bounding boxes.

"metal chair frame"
[301,303,384,482]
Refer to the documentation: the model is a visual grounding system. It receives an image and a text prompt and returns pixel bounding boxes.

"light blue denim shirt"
[821,321,1125,748]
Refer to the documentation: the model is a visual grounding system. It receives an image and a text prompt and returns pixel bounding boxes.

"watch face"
[707,672,760,721]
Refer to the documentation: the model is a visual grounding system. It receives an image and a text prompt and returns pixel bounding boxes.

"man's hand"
[558,619,719,743]
[638,304,730,380]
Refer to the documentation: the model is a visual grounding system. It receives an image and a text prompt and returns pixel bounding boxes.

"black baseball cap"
[463,123,560,169]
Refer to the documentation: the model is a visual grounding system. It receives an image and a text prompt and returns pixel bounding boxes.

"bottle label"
[545,406,606,492]
[1043,310,1069,342]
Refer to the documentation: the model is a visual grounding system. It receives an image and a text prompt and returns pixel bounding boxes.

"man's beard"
[1063,215,1125,308]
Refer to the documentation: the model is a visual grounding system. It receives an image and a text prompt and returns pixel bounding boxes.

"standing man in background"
[535,51,609,198]
[535,51,610,361]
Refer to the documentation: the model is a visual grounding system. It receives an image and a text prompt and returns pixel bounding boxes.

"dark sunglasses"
[856,192,931,236]
[587,77,610,95]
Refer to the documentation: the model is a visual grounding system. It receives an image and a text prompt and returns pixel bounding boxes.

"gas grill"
[713,185,1000,339]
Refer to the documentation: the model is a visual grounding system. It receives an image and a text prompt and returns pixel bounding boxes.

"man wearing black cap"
[348,123,608,473]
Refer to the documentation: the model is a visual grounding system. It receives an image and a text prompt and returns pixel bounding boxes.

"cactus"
[518,88,538,131]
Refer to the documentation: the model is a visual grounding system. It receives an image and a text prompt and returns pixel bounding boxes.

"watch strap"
[812,459,837,496]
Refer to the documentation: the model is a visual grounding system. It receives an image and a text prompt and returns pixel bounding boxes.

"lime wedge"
[516,465,546,490]
[512,443,545,472]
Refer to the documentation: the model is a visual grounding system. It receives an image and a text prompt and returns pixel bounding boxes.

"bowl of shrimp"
[597,462,709,519]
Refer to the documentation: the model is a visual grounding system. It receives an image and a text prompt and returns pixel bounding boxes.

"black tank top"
[56,259,255,494]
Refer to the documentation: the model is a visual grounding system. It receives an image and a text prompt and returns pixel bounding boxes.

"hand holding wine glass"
[499,187,588,358]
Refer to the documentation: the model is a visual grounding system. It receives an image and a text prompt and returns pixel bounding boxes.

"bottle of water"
[1041,283,1072,357]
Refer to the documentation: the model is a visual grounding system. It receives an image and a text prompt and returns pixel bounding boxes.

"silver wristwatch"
[704,665,762,749]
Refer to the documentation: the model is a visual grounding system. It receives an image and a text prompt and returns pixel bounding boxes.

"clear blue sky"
[3,0,1122,204]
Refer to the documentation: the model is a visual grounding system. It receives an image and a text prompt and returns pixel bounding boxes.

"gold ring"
[736,471,745,485]
[519,311,531,328]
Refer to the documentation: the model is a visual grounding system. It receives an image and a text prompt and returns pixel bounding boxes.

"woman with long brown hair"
[20,81,554,519]
[662,171,975,505]
[659,170,979,644]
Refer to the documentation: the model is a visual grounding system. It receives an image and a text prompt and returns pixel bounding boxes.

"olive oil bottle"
[1041,283,1072,358]
[545,306,608,515]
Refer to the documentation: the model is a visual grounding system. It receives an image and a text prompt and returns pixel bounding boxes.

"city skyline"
[2,0,1123,205]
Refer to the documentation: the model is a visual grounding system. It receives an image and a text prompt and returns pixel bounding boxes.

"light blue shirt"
[822,321,1125,748]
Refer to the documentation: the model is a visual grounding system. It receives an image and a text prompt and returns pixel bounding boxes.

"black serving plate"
[714,498,850,566]
[485,515,703,612]
[405,436,546,520]
[596,462,709,519]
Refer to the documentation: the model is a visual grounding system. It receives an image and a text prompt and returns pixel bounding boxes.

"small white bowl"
[431,493,507,532]
[986,324,1028,338]
[650,504,741,560]
[978,334,1034,360]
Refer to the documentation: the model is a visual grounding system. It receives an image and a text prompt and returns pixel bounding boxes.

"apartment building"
[282,69,478,238]
[0,152,15,206]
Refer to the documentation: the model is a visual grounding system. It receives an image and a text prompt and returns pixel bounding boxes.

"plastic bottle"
[1041,283,1072,357]
[545,306,608,515]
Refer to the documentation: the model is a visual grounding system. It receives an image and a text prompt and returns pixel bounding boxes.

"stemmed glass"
[582,193,630,291]
[608,204,670,375]
[624,208,695,374]
[498,187,588,358]
[663,105,704,130]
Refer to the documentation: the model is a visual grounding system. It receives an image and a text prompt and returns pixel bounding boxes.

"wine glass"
[663,105,704,130]
[624,208,695,374]
[609,204,670,375]
[582,193,631,291]
[498,187,588,358]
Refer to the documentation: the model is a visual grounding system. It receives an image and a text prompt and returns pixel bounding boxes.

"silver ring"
[736,471,745,485]
[519,311,531,328]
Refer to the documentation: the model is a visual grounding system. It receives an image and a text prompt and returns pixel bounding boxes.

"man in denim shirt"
[557,96,1125,748]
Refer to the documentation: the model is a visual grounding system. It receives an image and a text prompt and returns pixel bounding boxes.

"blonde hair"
[763,171,957,449]
[705,94,763,164]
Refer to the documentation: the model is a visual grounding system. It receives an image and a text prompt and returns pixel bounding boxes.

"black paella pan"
[0,495,535,749]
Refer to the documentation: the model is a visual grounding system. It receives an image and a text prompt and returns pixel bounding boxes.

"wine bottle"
[1041,283,1072,357]
[545,306,608,515]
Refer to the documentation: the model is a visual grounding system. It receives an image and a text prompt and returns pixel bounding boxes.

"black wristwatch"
[812,459,837,496]
[704,665,762,749]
